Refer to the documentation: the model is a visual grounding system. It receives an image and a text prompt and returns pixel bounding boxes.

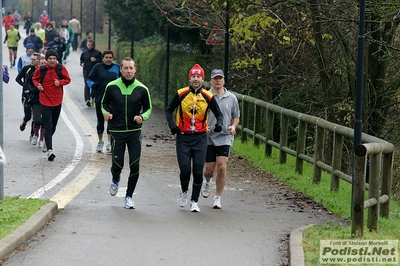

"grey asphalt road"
[1,29,339,266]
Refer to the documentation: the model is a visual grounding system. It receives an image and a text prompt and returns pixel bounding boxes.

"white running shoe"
[213,196,222,209]
[106,144,112,153]
[124,197,135,209]
[31,135,38,146]
[109,180,119,196]
[96,141,104,153]
[38,140,44,148]
[201,180,211,198]
[41,141,47,153]
[190,201,200,212]
[47,149,56,161]
[177,191,188,207]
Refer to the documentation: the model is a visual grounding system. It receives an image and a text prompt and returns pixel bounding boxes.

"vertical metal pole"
[164,26,170,109]
[352,0,366,220]
[130,23,134,58]
[80,0,83,34]
[223,0,229,86]
[0,1,4,200]
[354,0,365,148]
[93,0,96,42]
[49,0,52,21]
[70,0,73,19]
[352,145,366,237]
[108,17,111,50]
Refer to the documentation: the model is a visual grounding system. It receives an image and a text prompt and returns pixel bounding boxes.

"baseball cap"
[211,69,224,79]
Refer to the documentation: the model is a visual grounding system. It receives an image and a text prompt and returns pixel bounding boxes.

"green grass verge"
[0,196,48,240]
[1,138,398,264]
[232,140,400,265]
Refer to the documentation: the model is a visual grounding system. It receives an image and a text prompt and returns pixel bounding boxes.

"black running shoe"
[20,121,26,131]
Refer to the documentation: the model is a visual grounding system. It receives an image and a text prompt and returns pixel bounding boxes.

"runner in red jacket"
[32,49,71,161]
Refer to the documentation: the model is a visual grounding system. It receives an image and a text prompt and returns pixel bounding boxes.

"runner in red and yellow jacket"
[165,63,223,213]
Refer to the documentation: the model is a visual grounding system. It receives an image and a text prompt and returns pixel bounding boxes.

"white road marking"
[28,91,109,209]
[27,107,84,199]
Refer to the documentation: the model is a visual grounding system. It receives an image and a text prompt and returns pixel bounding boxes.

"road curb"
[0,201,59,260]
[289,224,315,266]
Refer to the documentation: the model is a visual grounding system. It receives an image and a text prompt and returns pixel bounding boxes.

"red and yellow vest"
[175,87,213,134]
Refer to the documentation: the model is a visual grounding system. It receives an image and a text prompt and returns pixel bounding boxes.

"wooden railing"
[232,92,394,237]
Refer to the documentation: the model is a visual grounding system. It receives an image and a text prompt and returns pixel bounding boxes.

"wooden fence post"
[368,152,381,232]
[380,152,392,218]
[352,144,367,238]
[265,107,274,157]
[331,130,343,191]
[313,121,324,183]
[279,110,288,164]
[241,99,249,143]
[296,118,307,174]
[254,102,262,147]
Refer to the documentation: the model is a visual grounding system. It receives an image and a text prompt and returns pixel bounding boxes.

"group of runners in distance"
[3,10,240,212]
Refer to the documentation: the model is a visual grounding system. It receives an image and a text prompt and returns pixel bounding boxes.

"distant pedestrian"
[102,57,152,209]
[32,49,71,161]
[2,12,16,32]
[13,10,21,30]
[165,64,224,212]
[46,33,66,64]
[87,50,120,153]
[4,23,21,68]
[24,28,43,53]
[17,42,35,72]
[202,69,240,209]
[80,31,92,51]
[59,20,74,61]
[15,53,41,143]
[68,15,81,51]
[79,39,102,107]
[34,22,45,42]
[39,10,50,28]
[23,11,32,35]
[44,22,56,46]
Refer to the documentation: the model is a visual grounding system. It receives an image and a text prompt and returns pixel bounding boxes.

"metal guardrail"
[232,92,394,237]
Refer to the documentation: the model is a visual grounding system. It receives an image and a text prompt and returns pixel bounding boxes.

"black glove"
[171,125,179,134]
[214,123,222,132]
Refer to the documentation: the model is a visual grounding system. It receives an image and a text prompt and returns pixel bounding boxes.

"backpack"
[39,64,63,84]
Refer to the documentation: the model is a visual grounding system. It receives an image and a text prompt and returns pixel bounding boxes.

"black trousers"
[110,130,142,197]
[176,133,207,202]
[41,104,62,151]
[95,102,109,135]
[83,72,91,102]
[72,33,80,50]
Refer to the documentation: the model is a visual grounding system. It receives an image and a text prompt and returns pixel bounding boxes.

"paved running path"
[1,28,340,266]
